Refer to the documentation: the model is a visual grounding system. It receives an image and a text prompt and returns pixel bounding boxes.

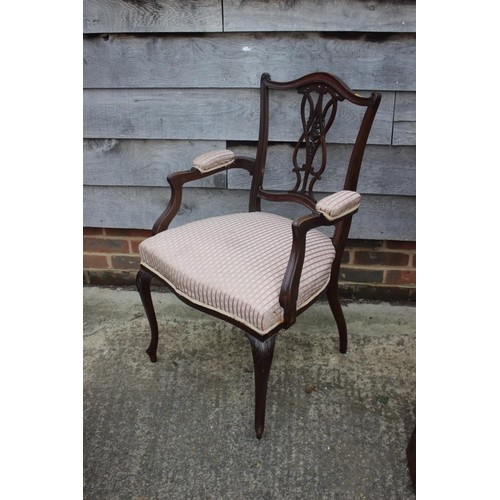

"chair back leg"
[246,333,277,439]
[327,280,348,354]
[328,217,352,354]
[136,268,159,362]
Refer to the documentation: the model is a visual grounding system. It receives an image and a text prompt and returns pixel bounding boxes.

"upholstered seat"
[139,212,335,335]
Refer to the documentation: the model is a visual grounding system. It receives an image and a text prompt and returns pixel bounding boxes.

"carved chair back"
[249,72,381,213]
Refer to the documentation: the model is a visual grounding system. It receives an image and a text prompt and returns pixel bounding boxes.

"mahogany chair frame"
[136,72,381,438]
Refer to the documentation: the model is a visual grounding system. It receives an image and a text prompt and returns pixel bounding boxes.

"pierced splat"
[291,84,343,200]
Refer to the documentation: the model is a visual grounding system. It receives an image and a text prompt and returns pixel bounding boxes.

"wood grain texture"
[224,0,416,33]
[83,186,415,240]
[83,33,416,91]
[392,122,416,146]
[392,92,416,145]
[83,139,226,187]
[83,88,396,144]
[394,92,416,121]
[227,144,415,196]
[83,0,222,33]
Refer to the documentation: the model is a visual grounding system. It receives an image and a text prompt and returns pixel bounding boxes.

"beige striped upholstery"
[193,149,235,173]
[139,212,336,335]
[316,190,361,221]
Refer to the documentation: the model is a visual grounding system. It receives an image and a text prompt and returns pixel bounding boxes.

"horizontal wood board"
[83,0,415,34]
[83,139,415,196]
[83,33,416,91]
[224,0,416,33]
[227,144,415,196]
[83,0,222,33]
[393,122,416,146]
[394,92,416,121]
[83,89,396,144]
[83,186,416,240]
[84,139,227,187]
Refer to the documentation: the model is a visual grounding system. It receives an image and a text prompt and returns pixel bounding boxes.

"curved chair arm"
[279,192,361,328]
[152,154,256,235]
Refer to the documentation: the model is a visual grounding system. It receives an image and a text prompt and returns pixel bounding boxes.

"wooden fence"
[83,0,416,240]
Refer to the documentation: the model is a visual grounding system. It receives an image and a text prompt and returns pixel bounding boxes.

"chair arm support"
[315,190,361,222]
[279,213,331,328]
[151,155,256,234]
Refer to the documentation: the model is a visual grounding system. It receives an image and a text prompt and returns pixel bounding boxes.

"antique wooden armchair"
[136,72,381,438]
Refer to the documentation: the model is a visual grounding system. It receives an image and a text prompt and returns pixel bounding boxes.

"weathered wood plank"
[261,194,416,240]
[83,0,222,34]
[392,92,416,145]
[224,0,416,33]
[83,186,249,230]
[83,89,395,144]
[394,92,416,121]
[227,144,415,196]
[393,122,416,146]
[83,139,226,187]
[83,186,415,240]
[83,140,415,192]
[83,33,416,92]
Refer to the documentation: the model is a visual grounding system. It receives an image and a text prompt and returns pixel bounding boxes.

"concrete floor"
[83,286,416,499]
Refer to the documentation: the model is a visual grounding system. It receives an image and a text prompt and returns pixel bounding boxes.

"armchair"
[136,72,381,438]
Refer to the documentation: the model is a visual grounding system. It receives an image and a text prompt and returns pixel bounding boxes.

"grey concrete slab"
[84,286,416,499]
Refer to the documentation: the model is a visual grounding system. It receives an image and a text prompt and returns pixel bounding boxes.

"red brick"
[131,229,152,238]
[105,228,151,238]
[355,285,412,302]
[341,250,350,264]
[386,241,416,251]
[86,270,137,286]
[103,228,127,237]
[130,239,145,254]
[354,251,409,267]
[340,268,384,283]
[84,237,129,254]
[83,254,109,269]
[83,227,104,236]
[111,255,141,270]
[385,270,416,286]
[346,239,384,250]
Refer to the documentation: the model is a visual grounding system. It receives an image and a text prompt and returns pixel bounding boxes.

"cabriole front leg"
[246,333,277,439]
[136,268,159,363]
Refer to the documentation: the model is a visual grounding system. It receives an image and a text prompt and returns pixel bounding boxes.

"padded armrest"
[315,190,361,221]
[193,149,235,173]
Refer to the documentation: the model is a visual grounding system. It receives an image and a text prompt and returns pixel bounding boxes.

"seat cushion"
[139,212,335,335]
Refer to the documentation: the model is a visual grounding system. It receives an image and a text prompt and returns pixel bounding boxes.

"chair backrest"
[249,72,381,212]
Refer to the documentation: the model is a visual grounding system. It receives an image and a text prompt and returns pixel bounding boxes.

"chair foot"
[136,268,159,363]
[327,282,348,353]
[246,333,277,439]
[146,347,157,363]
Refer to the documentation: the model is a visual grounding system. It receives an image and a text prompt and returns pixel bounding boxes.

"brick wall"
[83,228,416,302]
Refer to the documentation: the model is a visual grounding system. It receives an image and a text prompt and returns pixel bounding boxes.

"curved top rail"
[261,72,379,106]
